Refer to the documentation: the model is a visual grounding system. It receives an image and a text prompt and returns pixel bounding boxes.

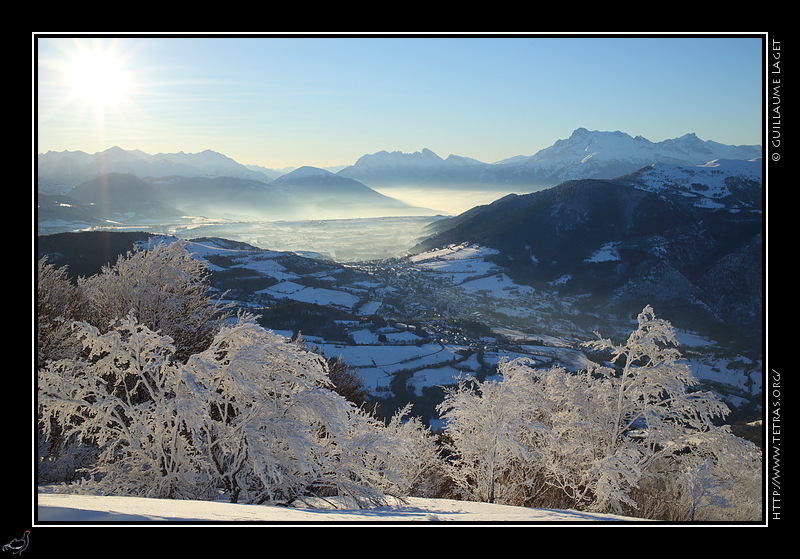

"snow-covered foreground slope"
[37,490,643,523]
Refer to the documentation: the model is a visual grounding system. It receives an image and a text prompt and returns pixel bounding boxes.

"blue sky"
[35,34,764,169]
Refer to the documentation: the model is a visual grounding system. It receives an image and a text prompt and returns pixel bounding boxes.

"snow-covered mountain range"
[36,128,762,229]
[338,128,762,189]
[37,127,762,194]
[36,129,764,340]
[502,128,762,186]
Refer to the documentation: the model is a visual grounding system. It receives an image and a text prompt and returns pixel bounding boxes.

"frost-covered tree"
[383,404,445,498]
[77,240,231,361]
[437,306,761,519]
[37,240,234,483]
[38,313,217,499]
[437,369,541,504]
[181,315,399,506]
[38,311,425,507]
[570,305,733,513]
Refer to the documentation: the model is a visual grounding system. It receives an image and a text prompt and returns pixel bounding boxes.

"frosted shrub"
[38,313,217,500]
[182,315,385,505]
[77,240,231,361]
[38,311,421,506]
[572,305,743,514]
[438,306,762,519]
[37,240,230,484]
[37,258,90,482]
[383,404,445,498]
[437,365,541,504]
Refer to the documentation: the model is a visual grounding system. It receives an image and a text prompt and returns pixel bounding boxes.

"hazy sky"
[35,33,764,169]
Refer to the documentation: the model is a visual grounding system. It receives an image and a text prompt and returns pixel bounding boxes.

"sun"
[38,38,147,151]
[64,45,132,113]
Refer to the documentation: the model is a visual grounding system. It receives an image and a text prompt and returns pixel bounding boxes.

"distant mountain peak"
[280,165,333,179]
[568,128,628,139]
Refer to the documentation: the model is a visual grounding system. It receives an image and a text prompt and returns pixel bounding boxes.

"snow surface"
[630,158,762,209]
[585,242,621,263]
[36,489,643,523]
[260,281,361,310]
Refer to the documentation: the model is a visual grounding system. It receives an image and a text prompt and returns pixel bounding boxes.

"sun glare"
[65,47,131,112]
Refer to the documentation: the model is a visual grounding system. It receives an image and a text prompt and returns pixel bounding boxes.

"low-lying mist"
[172,215,447,262]
[369,185,532,215]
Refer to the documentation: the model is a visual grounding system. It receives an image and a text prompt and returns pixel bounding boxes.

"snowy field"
[36,489,643,524]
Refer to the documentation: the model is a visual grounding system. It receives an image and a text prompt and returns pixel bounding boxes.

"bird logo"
[2,531,29,555]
